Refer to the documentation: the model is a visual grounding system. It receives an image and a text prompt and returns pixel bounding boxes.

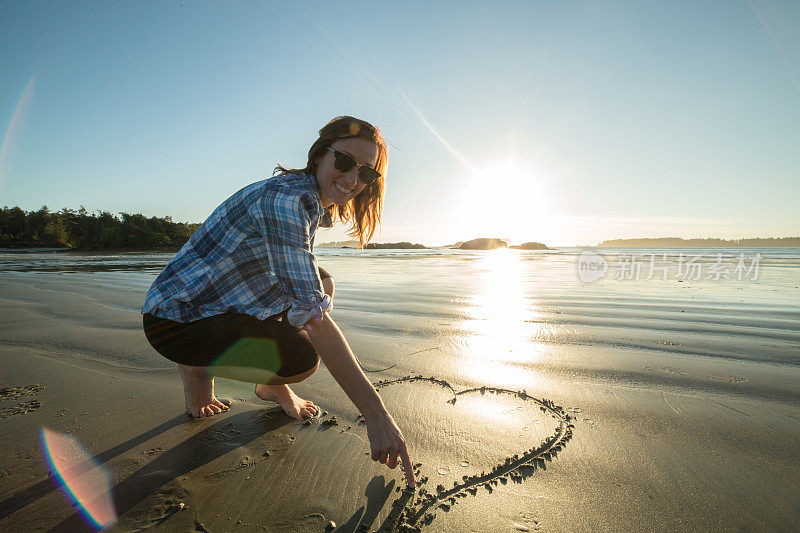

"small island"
[316,240,359,248]
[509,242,550,250]
[445,238,551,250]
[458,238,509,250]
[364,242,426,249]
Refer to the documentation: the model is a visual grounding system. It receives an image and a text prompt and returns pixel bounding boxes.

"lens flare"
[205,337,283,384]
[211,337,281,371]
[0,75,36,192]
[40,427,117,530]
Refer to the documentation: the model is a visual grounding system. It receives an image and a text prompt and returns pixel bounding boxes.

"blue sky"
[1,0,798,246]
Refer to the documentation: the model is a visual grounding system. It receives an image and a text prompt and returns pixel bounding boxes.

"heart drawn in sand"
[357,375,576,532]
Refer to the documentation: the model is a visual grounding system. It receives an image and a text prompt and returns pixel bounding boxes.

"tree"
[0,205,197,249]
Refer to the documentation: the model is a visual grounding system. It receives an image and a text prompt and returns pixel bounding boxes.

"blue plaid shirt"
[142,172,333,328]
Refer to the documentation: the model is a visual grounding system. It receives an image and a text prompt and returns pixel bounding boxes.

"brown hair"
[274,116,388,248]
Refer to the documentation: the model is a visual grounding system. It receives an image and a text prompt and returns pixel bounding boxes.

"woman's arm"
[254,186,413,484]
[303,313,416,487]
[255,190,333,328]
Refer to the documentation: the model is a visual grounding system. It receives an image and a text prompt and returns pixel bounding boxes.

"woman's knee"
[322,276,334,299]
[275,358,320,384]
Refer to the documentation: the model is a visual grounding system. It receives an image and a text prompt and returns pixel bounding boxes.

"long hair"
[274,116,388,248]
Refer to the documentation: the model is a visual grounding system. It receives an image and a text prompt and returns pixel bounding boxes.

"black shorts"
[142,267,331,378]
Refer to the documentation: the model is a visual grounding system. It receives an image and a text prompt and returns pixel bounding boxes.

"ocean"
[1,247,797,376]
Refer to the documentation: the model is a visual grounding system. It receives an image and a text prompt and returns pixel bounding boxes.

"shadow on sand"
[0,408,295,532]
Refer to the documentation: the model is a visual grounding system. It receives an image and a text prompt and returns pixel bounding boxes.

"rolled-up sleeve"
[257,190,332,328]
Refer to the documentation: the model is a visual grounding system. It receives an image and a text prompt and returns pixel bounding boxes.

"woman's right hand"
[365,410,416,487]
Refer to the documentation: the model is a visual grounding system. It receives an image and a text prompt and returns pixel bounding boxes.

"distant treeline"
[598,237,800,247]
[0,206,199,250]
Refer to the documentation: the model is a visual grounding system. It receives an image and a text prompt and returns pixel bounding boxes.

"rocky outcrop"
[509,242,549,250]
[458,238,508,250]
[364,242,426,249]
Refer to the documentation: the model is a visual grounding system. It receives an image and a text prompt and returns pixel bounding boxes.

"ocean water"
[1,247,798,377]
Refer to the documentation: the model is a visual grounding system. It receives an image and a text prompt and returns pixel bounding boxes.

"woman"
[142,116,414,486]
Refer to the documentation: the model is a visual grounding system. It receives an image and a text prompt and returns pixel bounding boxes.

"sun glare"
[457,161,552,245]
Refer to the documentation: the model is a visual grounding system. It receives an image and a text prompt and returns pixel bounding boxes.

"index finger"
[398,442,416,488]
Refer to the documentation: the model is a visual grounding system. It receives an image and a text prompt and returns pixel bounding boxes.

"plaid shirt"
[142,172,333,328]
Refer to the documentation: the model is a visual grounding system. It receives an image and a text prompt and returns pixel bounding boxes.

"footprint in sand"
[0,400,42,419]
[142,447,164,456]
[0,384,45,401]
[513,517,542,531]
[124,487,188,530]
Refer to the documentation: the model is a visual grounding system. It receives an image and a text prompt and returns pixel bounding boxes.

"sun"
[457,161,552,245]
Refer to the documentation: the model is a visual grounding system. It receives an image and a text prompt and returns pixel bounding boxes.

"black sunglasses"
[326,147,381,185]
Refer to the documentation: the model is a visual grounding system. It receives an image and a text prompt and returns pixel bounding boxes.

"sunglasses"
[326,147,381,185]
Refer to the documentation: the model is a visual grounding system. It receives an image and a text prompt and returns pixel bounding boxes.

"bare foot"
[178,364,231,418]
[255,384,318,420]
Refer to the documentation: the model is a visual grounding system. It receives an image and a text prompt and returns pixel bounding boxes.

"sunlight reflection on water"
[457,249,548,386]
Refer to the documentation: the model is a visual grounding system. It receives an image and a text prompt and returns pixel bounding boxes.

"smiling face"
[314,137,379,208]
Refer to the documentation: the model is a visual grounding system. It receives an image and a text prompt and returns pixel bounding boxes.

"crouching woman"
[141,116,414,484]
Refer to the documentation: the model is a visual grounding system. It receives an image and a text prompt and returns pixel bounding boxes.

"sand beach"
[0,248,798,532]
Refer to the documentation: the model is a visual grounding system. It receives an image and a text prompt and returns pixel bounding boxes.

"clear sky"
[1,0,798,246]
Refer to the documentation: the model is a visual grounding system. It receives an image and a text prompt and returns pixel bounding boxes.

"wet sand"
[1,253,799,531]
